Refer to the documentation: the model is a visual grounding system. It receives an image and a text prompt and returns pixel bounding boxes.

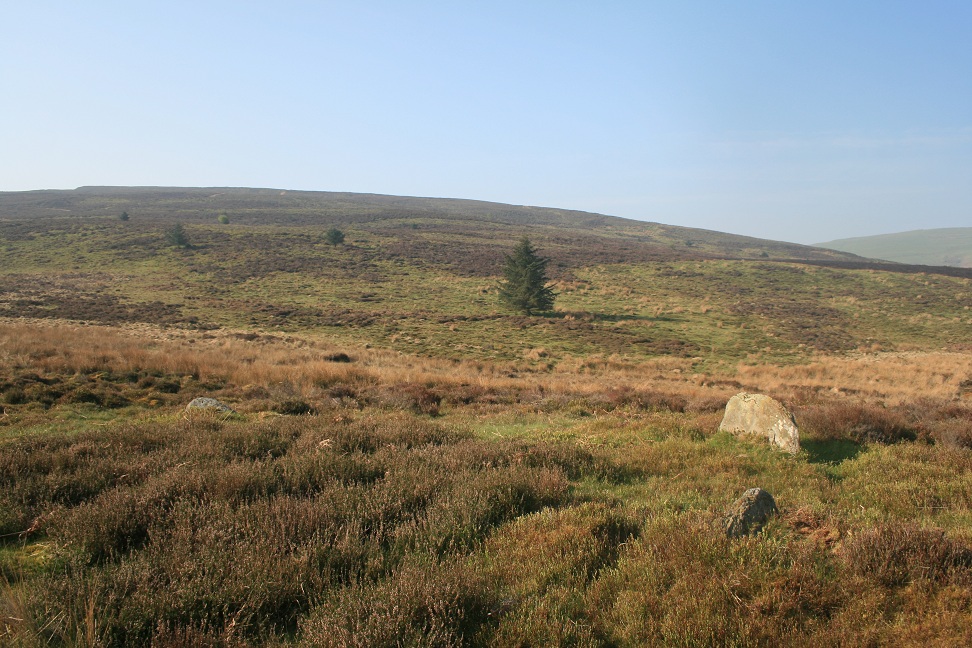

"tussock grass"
[8,319,972,420]
[737,351,972,404]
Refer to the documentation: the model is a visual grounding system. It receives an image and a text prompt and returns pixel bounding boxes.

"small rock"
[723,488,778,538]
[488,598,517,619]
[185,397,235,414]
[719,392,800,453]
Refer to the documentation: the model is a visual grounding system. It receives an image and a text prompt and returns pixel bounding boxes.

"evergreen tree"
[325,227,345,245]
[165,223,191,248]
[498,237,556,315]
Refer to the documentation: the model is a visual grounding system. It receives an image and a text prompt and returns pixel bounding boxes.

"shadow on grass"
[546,310,654,323]
[801,439,864,465]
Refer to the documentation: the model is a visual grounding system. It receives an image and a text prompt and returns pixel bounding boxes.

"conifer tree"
[498,237,556,315]
[325,227,345,245]
[165,223,191,248]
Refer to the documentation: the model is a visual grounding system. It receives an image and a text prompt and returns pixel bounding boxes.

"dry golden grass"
[0,318,714,403]
[5,318,971,414]
[736,352,972,404]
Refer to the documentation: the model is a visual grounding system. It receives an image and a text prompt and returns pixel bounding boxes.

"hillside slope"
[817,227,972,268]
[1,186,854,265]
[3,187,972,367]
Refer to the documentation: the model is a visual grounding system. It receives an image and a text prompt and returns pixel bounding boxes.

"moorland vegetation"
[2,187,972,646]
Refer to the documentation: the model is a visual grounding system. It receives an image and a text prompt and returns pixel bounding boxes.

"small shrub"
[47,488,151,563]
[798,401,917,444]
[299,557,495,647]
[403,384,442,416]
[153,378,181,394]
[840,523,972,587]
[23,383,63,407]
[60,386,129,408]
[331,413,466,453]
[272,399,314,416]
[908,399,972,448]
[437,382,491,406]
[215,422,297,461]
[2,387,26,405]
[323,385,354,401]
[182,409,228,434]
[324,352,352,363]
[685,394,728,413]
[928,418,972,449]
[367,384,442,416]
[600,386,688,413]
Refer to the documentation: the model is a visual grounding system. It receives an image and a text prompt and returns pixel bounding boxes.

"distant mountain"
[816,228,972,268]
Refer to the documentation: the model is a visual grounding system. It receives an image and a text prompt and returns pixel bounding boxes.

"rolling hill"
[2,186,972,367]
[2,186,855,266]
[817,227,972,268]
[5,187,972,646]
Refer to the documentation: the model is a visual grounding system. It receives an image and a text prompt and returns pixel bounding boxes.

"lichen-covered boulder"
[185,397,235,414]
[719,392,799,453]
[723,488,778,538]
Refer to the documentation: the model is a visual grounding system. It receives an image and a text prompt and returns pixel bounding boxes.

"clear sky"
[2,1,970,244]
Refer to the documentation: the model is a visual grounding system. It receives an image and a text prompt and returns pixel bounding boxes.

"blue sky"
[2,1,970,243]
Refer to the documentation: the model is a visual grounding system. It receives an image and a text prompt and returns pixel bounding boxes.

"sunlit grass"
[3,201,972,644]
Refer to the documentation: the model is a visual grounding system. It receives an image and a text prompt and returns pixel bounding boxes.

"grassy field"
[3,188,972,645]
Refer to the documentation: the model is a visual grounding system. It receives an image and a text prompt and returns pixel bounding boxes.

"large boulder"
[723,488,778,538]
[719,392,799,454]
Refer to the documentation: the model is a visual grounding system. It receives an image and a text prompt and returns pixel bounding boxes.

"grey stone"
[719,392,800,453]
[185,397,235,414]
[723,488,778,538]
